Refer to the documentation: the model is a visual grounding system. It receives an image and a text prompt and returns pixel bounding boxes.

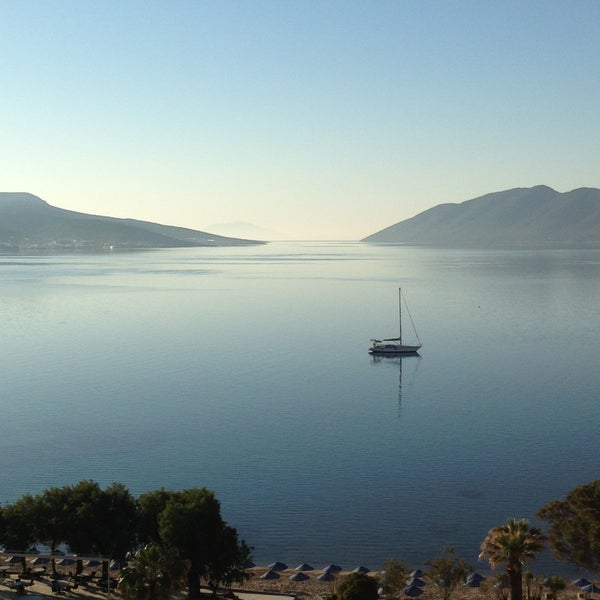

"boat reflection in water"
[370,352,421,417]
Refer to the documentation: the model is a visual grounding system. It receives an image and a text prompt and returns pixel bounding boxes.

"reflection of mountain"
[0,193,266,251]
[371,354,421,416]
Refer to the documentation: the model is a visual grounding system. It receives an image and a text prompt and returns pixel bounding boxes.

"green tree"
[537,479,600,572]
[544,576,566,600]
[479,518,546,600]
[519,572,546,600]
[158,488,224,599]
[35,486,71,553]
[203,524,252,596]
[338,572,379,600]
[64,481,136,576]
[118,543,186,600]
[136,489,174,546]
[0,495,37,573]
[426,547,472,600]
[379,559,409,599]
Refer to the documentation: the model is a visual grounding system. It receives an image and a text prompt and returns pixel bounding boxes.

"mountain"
[0,193,265,251]
[205,221,281,240]
[362,186,600,248]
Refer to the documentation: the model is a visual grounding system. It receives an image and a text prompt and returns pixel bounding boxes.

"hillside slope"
[363,186,600,248]
[0,193,264,250]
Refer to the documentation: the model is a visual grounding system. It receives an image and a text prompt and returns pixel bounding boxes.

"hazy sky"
[2,1,599,240]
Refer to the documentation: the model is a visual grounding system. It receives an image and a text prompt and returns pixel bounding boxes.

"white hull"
[368,342,421,355]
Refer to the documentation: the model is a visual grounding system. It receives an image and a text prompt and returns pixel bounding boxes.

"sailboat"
[369,288,422,355]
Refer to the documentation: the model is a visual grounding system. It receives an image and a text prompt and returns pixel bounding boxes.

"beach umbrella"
[317,572,336,582]
[464,579,481,588]
[353,566,370,573]
[582,585,600,594]
[403,585,424,597]
[268,561,288,571]
[467,572,485,582]
[7,556,22,564]
[57,558,77,566]
[406,577,426,587]
[31,557,50,565]
[574,579,592,588]
[260,570,280,580]
[290,572,310,582]
[26,546,40,554]
[323,564,342,573]
[84,560,103,567]
[295,563,314,571]
[411,569,425,578]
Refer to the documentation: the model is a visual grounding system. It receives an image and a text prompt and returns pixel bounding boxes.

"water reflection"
[370,353,421,416]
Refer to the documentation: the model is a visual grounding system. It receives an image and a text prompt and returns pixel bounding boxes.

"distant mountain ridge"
[363,186,600,248]
[0,193,264,251]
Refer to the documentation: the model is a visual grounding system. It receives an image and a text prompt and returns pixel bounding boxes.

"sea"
[1,242,599,575]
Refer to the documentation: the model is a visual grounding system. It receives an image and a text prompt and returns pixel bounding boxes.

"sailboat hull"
[368,343,421,355]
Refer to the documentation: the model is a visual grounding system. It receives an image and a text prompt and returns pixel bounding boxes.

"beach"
[0,566,593,600]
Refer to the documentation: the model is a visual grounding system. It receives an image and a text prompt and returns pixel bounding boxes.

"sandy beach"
[0,566,592,600]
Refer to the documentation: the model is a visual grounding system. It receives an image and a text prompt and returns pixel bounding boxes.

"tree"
[0,495,37,574]
[479,518,546,600]
[544,576,566,600]
[136,489,174,546]
[118,543,186,600]
[426,547,472,600]
[379,559,410,599]
[64,480,136,575]
[158,488,225,599]
[203,524,252,596]
[537,479,600,572]
[338,572,379,600]
[35,486,72,553]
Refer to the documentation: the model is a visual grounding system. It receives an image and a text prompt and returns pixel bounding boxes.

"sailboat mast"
[398,287,402,344]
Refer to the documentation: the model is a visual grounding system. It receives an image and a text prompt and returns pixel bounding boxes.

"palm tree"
[479,518,546,600]
[118,544,186,600]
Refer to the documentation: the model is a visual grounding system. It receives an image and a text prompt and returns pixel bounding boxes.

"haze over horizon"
[2,1,599,240]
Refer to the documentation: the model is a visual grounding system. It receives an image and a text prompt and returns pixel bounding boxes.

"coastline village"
[1,480,599,600]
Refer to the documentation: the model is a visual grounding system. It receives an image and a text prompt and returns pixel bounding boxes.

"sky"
[1,1,599,240]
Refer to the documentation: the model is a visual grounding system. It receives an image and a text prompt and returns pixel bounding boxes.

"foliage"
[523,571,544,600]
[338,572,379,600]
[0,495,37,573]
[35,486,72,553]
[0,481,251,600]
[379,558,410,599]
[136,489,174,546]
[479,518,546,600]
[426,547,472,600]
[64,480,137,575]
[203,525,252,595]
[537,479,600,572]
[158,487,251,599]
[118,543,186,600]
[544,576,566,599]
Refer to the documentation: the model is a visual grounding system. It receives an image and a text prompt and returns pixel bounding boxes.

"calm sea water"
[1,242,599,573]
